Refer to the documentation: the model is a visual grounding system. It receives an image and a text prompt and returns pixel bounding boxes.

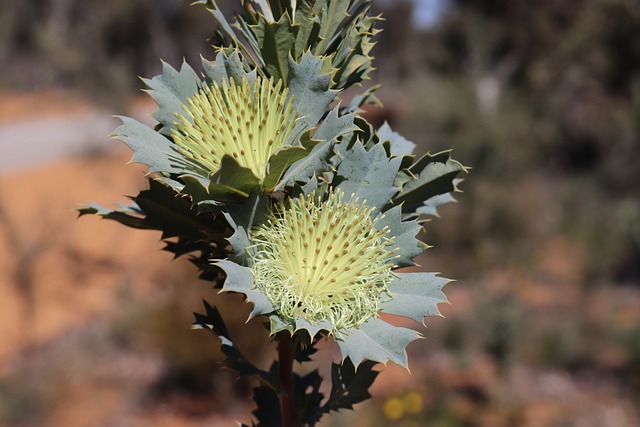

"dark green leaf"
[323,358,378,412]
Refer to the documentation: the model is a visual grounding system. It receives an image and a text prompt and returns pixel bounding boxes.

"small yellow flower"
[171,76,297,180]
[250,189,398,333]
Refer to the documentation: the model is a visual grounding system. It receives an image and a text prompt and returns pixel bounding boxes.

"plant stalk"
[278,333,296,427]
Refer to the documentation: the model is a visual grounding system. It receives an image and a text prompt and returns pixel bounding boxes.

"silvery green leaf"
[347,85,381,112]
[295,318,332,340]
[334,141,401,215]
[112,116,182,175]
[416,192,457,218]
[270,315,296,335]
[374,205,425,267]
[313,106,359,144]
[377,122,416,156]
[337,318,420,368]
[392,151,466,213]
[202,50,257,87]
[216,260,274,319]
[287,52,338,133]
[142,60,200,135]
[274,134,333,191]
[381,273,450,324]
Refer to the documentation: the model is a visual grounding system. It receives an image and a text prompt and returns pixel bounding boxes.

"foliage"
[78,1,465,425]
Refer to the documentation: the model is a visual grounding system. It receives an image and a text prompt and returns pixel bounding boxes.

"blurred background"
[1,0,639,426]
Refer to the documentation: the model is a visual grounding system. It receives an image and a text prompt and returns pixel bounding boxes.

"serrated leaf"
[142,61,200,135]
[334,141,401,215]
[193,300,274,382]
[263,145,309,191]
[337,318,420,368]
[202,49,256,87]
[347,84,381,112]
[216,260,274,319]
[374,205,425,267]
[294,369,324,425]
[223,191,269,262]
[381,273,450,324]
[251,385,282,427]
[77,202,147,230]
[287,52,338,134]
[392,151,466,213]
[323,359,378,412]
[293,0,321,57]
[313,105,358,143]
[208,155,262,201]
[313,0,351,55]
[112,117,181,175]
[253,13,296,81]
[416,192,457,218]
[377,122,416,156]
[274,134,331,191]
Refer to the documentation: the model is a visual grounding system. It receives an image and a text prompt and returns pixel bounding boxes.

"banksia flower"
[251,189,398,333]
[171,76,297,180]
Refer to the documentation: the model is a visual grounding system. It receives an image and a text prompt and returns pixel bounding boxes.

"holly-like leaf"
[294,369,324,426]
[293,0,321,57]
[374,205,426,267]
[193,300,273,382]
[334,141,401,215]
[323,359,378,412]
[202,49,256,87]
[251,385,282,427]
[416,192,457,218]
[263,145,309,191]
[216,260,274,319]
[274,134,332,191]
[337,317,420,368]
[312,0,351,55]
[392,151,466,213]
[377,122,415,157]
[287,52,338,134]
[223,191,269,263]
[208,155,262,201]
[381,273,450,324]
[253,13,296,81]
[313,106,359,144]
[112,117,181,175]
[142,60,201,135]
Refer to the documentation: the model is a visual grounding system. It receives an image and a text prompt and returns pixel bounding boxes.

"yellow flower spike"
[251,189,397,334]
[171,76,297,180]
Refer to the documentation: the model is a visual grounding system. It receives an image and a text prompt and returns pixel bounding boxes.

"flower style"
[171,76,298,180]
[251,189,398,334]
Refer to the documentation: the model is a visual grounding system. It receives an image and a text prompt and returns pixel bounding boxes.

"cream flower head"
[250,188,399,333]
[171,76,297,180]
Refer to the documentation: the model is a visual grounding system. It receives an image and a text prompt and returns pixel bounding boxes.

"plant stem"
[278,333,296,427]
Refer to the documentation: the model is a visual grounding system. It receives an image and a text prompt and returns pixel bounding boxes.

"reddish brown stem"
[277,333,296,427]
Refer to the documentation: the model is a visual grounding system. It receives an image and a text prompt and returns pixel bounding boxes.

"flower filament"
[171,76,297,180]
[251,189,398,333]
